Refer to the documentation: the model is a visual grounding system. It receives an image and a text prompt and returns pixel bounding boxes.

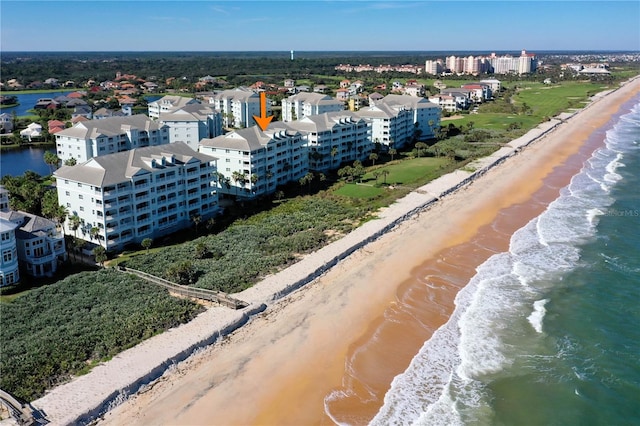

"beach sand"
[100,79,639,426]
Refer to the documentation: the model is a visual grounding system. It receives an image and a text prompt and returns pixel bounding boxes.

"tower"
[291,50,294,61]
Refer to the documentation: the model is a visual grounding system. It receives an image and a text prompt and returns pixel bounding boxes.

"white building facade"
[54,143,219,252]
[55,115,170,163]
[281,93,345,122]
[356,95,440,149]
[287,111,372,172]
[208,88,262,128]
[159,103,223,151]
[199,123,307,199]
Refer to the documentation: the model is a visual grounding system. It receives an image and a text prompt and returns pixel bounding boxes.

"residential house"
[72,105,93,120]
[208,88,262,129]
[0,186,66,280]
[20,123,43,141]
[461,83,492,102]
[147,95,200,120]
[0,113,14,134]
[48,120,66,135]
[0,218,19,286]
[159,103,223,151]
[287,111,372,172]
[428,94,459,113]
[199,123,306,199]
[55,114,170,163]
[54,142,219,252]
[281,92,345,122]
[439,88,473,110]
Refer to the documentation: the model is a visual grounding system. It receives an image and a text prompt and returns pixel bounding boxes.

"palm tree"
[92,246,107,268]
[141,237,153,254]
[415,142,428,158]
[369,152,378,166]
[231,171,243,197]
[89,226,100,242]
[381,169,390,185]
[331,147,338,166]
[43,151,60,174]
[69,214,81,238]
[388,148,397,161]
[250,173,259,193]
[191,214,202,234]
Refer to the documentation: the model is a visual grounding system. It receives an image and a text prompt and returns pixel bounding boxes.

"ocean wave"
[369,99,640,426]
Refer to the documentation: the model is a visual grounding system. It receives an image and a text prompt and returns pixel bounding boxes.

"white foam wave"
[527,299,549,333]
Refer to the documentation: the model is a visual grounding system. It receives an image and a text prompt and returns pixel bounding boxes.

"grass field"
[334,157,453,198]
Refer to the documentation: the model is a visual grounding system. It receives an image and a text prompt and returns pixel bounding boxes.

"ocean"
[369,94,640,426]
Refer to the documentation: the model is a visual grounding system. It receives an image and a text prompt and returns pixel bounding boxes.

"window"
[3,250,13,262]
[77,183,82,188]
[65,191,70,196]
[1,232,9,241]
[79,207,84,212]
[79,195,83,199]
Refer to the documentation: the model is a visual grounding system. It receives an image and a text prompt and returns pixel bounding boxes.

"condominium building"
[55,115,170,163]
[424,59,443,75]
[356,94,440,149]
[54,142,219,252]
[287,111,372,172]
[199,123,306,199]
[147,95,200,120]
[207,88,262,128]
[159,103,223,151]
[281,93,345,122]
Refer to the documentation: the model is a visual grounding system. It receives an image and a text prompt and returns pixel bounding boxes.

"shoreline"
[31,77,639,425]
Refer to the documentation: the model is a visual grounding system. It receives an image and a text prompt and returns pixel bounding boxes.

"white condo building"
[159,103,223,151]
[207,88,262,128]
[356,94,440,149]
[281,93,345,122]
[55,115,170,163]
[199,123,306,199]
[287,111,372,172]
[147,95,200,120]
[54,143,219,252]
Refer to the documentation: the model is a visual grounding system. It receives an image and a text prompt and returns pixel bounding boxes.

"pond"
[0,146,56,177]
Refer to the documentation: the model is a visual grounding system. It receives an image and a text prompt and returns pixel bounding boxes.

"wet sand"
[100,79,639,426]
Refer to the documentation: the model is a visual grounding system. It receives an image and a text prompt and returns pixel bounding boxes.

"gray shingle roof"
[55,114,166,139]
[54,142,216,187]
[200,122,300,152]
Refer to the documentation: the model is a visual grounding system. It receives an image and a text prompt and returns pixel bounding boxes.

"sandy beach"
[68,78,637,426]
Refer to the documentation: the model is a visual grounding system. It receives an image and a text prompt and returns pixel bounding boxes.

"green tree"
[141,238,153,254]
[43,151,60,174]
[191,214,202,234]
[92,246,107,267]
[69,214,81,238]
[369,152,378,166]
[388,148,397,161]
[194,242,210,259]
[165,261,196,285]
[64,157,77,166]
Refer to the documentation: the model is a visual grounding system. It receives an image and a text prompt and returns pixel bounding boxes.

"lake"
[0,91,73,117]
[0,146,56,177]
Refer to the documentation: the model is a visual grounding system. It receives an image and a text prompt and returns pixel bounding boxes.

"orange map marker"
[253,91,274,131]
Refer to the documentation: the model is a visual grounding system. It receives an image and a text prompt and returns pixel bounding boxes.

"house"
[147,95,200,120]
[159,103,223,151]
[0,187,66,280]
[461,83,492,102]
[20,123,43,141]
[313,85,328,94]
[284,79,295,88]
[336,88,349,101]
[55,114,170,163]
[287,111,372,172]
[48,120,66,134]
[199,123,307,199]
[207,88,262,129]
[93,107,126,120]
[281,92,345,122]
[428,95,459,113]
[72,105,93,120]
[54,142,219,252]
[440,88,473,109]
[0,218,20,286]
[0,113,14,134]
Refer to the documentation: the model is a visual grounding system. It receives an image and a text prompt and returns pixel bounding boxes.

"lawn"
[334,157,453,198]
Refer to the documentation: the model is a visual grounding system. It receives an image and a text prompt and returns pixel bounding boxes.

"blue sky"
[1,1,639,52]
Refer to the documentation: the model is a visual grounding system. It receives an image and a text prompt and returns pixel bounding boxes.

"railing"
[116,266,248,309]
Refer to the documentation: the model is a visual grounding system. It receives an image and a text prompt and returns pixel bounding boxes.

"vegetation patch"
[0,269,203,401]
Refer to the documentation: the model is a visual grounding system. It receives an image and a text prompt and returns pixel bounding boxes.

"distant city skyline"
[1,1,639,52]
